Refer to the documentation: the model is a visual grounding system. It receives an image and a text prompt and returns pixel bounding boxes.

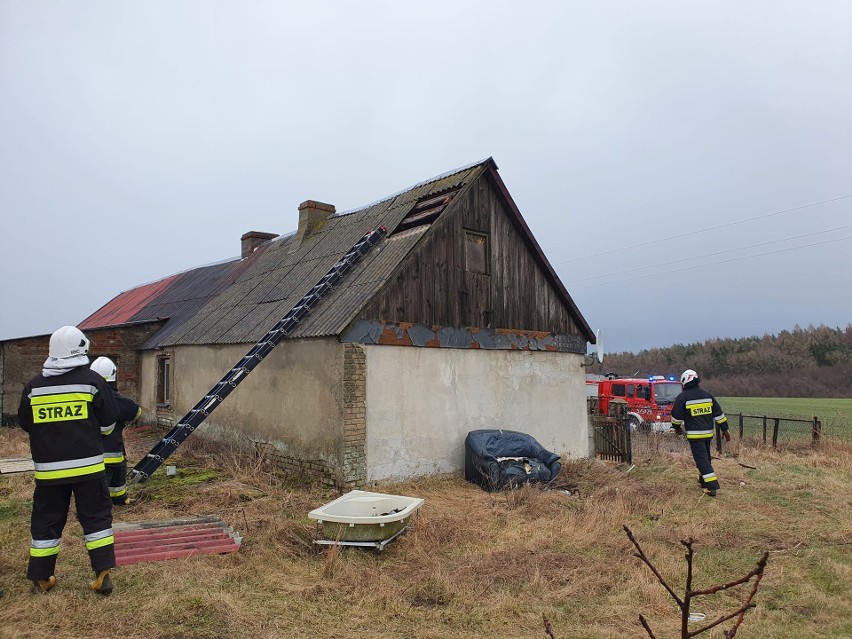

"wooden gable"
[354,167,589,338]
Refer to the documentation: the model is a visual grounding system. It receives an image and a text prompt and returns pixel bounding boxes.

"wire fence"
[727,413,825,448]
[613,412,850,460]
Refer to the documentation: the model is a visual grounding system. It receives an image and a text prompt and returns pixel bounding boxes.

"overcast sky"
[1,1,850,354]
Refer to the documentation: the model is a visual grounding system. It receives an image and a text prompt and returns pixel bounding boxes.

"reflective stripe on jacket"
[18,366,119,485]
[671,385,728,440]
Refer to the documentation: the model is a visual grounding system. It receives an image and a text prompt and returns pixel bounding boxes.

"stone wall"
[0,323,162,426]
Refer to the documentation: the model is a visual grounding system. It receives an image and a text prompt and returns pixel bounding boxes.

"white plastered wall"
[139,339,345,462]
[364,345,589,481]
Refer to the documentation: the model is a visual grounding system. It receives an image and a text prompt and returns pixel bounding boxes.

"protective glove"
[672,426,683,436]
[723,430,731,442]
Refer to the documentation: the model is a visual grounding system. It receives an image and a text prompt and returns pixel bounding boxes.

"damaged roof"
[79,260,248,343]
[79,158,594,348]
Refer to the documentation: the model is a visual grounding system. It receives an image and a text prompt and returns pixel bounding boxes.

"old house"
[1,158,596,485]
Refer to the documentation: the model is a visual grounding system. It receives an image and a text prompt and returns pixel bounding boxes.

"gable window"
[465,231,489,274]
[157,356,171,405]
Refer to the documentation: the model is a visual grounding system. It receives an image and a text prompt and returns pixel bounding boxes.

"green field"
[719,397,852,438]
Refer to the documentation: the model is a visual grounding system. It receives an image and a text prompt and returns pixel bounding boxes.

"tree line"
[595,324,852,398]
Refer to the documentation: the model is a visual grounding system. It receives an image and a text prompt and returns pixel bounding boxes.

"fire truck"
[586,374,681,432]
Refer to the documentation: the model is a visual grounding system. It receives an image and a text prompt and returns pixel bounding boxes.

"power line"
[555,193,852,266]
[572,234,852,290]
[565,224,852,284]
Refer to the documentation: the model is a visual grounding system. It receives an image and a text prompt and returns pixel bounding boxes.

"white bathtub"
[308,490,424,542]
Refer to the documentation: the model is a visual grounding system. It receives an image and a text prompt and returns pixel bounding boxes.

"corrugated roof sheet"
[79,257,254,347]
[161,162,484,346]
[80,274,181,330]
[82,160,489,348]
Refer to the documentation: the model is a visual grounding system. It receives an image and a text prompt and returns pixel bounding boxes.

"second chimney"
[241,231,278,259]
[296,200,335,243]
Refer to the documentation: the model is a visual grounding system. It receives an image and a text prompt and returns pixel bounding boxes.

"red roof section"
[114,519,241,566]
[79,274,181,330]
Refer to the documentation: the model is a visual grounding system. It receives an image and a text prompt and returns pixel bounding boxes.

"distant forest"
[596,324,852,398]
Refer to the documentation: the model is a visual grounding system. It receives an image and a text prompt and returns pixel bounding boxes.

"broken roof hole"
[393,187,461,234]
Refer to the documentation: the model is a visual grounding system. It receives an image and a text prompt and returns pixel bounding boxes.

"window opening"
[157,356,171,405]
[465,231,489,274]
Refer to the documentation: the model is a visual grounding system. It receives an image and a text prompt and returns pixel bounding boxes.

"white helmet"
[680,369,699,387]
[91,356,117,382]
[48,326,90,359]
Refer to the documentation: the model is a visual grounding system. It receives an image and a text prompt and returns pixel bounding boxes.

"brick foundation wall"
[267,450,337,487]
[341,343,367,487]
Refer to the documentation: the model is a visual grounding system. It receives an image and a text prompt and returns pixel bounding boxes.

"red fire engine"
[586,374,681,432]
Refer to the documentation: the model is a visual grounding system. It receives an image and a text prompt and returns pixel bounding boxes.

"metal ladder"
[128,225,387,484]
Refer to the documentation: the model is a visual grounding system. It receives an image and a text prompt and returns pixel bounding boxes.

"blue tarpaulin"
[464,429,562,492]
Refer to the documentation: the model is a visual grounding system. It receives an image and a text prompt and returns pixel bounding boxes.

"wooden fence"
[720,413,823,451]
[589,399,632,464]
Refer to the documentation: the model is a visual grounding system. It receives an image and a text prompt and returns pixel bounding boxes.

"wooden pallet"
[0,457,34,474]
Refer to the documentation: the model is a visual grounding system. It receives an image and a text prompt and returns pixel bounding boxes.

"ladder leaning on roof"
[127,225,388,485]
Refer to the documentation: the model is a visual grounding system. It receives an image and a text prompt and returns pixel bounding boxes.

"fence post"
[762,416,767,444]
[812,416,821,445]
[738,413,743,439]
[772,418,780,448]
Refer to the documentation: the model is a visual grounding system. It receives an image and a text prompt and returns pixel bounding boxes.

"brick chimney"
[241,231,277,259]
[296,200,335,243]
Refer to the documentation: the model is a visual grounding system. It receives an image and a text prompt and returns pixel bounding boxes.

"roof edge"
[338,157,496,216]
[484,164,596,343]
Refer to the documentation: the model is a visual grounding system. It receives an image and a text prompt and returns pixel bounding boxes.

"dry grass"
[1,426,850,639]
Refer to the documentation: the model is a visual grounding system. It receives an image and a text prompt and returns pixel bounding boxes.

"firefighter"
[90,357,142,506]
[17,326,120,595]
[670,369,731,497]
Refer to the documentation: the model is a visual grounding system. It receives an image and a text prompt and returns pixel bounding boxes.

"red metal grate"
[114,517,241,566]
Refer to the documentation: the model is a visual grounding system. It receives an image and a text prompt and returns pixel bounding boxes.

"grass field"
[1,426,851,639]
[720,397,852,439]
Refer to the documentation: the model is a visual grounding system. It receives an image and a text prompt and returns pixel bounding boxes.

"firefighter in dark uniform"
[670,369,731,497]
[17,326,120,595]
[91,357,142,506]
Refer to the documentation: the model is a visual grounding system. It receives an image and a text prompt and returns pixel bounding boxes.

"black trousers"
[688,438,720,490]
[28,477,115,580]
[105,459,129,504]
